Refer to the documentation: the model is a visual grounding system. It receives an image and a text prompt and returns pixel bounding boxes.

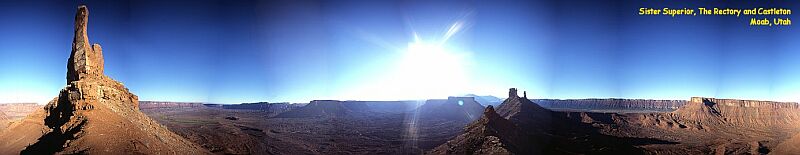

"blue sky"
[0,0,797,104]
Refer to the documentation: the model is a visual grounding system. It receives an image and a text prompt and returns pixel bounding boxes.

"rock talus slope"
[773,132,800,155]
[0,5,208,155]
[0,110,9,130]
[0,109,49,155]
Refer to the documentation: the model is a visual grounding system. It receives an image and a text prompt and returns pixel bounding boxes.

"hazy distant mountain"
[417,97,485,122]
[0,103,42,121]
[274,100,372,118]
[463,94,503,107]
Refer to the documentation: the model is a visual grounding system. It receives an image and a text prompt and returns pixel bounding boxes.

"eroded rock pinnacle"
[67,4,104,83]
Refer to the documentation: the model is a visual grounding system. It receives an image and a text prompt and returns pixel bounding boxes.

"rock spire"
[67,5,104,83]
[0,5,210,154]
[508,88,518,99]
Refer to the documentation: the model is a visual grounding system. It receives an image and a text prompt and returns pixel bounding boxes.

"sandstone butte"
[0,5,209,155]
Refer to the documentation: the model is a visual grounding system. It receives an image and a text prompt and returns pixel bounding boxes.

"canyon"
[7,88,798,154]
[132,88,800,154]
[0,4,797,155]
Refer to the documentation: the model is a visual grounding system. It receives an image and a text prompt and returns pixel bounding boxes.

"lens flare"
[340,19,475,101]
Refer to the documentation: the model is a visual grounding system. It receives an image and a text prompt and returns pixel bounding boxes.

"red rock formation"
[495,88,551,129]
[507,88,518,99]
[0,5,208,154]
[440,88,656,154]
[66,5,103,83]
[652,97,800,131]
[429,105,532,155]
[593,97,800,154]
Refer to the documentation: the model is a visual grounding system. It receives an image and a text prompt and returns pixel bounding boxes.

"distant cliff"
[670,97,800,129]
[347,101,421,113]
[0,103,42,120]
[275,100,371,118]
[139,101,207,109]
[533,99,686,113]
[219,102,303,115]
[589,97,800,154]
[417,97,485,122]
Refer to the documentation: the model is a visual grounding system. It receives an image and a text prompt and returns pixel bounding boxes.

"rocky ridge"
[616,97,800,132]
[428,105,531,155]
[495,88,552,130]
[675,97,800,128]
[434,88,656,154]
[575,97,800,154]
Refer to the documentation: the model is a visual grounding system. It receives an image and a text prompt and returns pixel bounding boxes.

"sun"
[339,20,475,101]
[339,40,472,100]
[388,40,471,99]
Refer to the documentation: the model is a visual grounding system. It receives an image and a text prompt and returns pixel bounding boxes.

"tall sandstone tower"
[0,5,209,154]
